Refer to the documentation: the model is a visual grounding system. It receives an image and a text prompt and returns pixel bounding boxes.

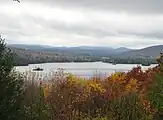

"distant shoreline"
[15,61,158,67]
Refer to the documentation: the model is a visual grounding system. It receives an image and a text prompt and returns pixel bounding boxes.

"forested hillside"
[10,44,163,66]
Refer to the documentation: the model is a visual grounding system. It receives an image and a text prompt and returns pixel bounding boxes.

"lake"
[15,62,157,79]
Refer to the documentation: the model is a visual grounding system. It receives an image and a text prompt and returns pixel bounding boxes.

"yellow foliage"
[86,81,106,94]
[67,74,86,86]
[110,72,126,84]
[125,79,138,92]
[43,84,50,98]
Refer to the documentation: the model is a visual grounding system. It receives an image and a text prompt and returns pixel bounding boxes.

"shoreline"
[14,61,158,67]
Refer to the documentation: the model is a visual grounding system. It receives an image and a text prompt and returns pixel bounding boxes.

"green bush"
[21,73,51,120]
[148,73,163,119]
[0,36,24,120]
[110,93,152,120]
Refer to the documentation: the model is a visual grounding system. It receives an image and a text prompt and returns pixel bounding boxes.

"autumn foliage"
[21,53,163,120]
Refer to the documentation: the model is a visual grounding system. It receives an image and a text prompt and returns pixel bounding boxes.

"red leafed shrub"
[126,66,159,96]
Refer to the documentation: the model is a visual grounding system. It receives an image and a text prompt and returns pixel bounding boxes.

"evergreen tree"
[0,35,24,120]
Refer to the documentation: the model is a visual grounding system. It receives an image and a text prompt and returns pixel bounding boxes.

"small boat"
[33,67,44,71]
[141,63,151,66]
[112,62,116,65]
[112,63,116,65]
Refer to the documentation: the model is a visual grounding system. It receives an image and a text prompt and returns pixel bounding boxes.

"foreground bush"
[0,36,24,120]
[19,58,163,120]
[28,68,158,120]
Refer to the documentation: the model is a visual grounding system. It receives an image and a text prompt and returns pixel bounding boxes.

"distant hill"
[8,44,132,65]
[8,44,163,65]
[117,45,163,58]
[10,47,60,66]
[8,44,53,50]
[8,44,131,56]
[10,47,59,59]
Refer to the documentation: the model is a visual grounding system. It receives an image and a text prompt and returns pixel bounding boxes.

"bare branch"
[13,0,20,3]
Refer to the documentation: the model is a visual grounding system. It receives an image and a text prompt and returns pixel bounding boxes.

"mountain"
[8,44,132,65]
[8,44,131,56]
[10,47,60,66]
[8,44,163,65]
[7,44,53,50]
[118,45,163,58]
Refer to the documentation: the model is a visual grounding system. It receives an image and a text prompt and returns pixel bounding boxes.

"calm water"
[15,62,157,79]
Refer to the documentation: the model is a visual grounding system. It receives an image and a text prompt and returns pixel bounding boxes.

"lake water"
[15,62,157,79]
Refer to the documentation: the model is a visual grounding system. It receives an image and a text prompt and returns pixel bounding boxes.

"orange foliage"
[39,61,161,119]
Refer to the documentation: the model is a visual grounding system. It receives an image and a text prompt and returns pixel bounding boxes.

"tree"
[0,35,24,119]
[147,53,163,119]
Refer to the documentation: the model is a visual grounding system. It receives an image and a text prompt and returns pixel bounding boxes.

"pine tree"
[0,35,24,120]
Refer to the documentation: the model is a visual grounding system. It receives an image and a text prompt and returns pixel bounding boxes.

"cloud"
[0,0,163,48]
[22,0,163,14]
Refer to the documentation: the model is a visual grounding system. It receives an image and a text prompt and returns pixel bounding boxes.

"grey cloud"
[1,0,163,48]
[16,15,114,38]
[2,11,163,42]
[117,30,163,39]
[50,22,113,38]
[23,0,163,14]
[42,19,163,40]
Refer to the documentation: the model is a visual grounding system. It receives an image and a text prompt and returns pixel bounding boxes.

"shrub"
[0,36,24,120]
[21,72,51,120]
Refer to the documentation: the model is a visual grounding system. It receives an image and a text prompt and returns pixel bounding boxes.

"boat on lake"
[112,63,116,65]
[141,62,151,66]
[112,61,117,65]
[33,67,44,71]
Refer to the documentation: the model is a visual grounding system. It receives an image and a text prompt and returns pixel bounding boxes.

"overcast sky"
[0,0,163,48]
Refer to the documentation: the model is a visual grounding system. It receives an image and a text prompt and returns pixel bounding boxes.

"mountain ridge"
[8,44,163,66]
[8,44,131,53]
[8,44,163,58]
[117,45,163,58]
